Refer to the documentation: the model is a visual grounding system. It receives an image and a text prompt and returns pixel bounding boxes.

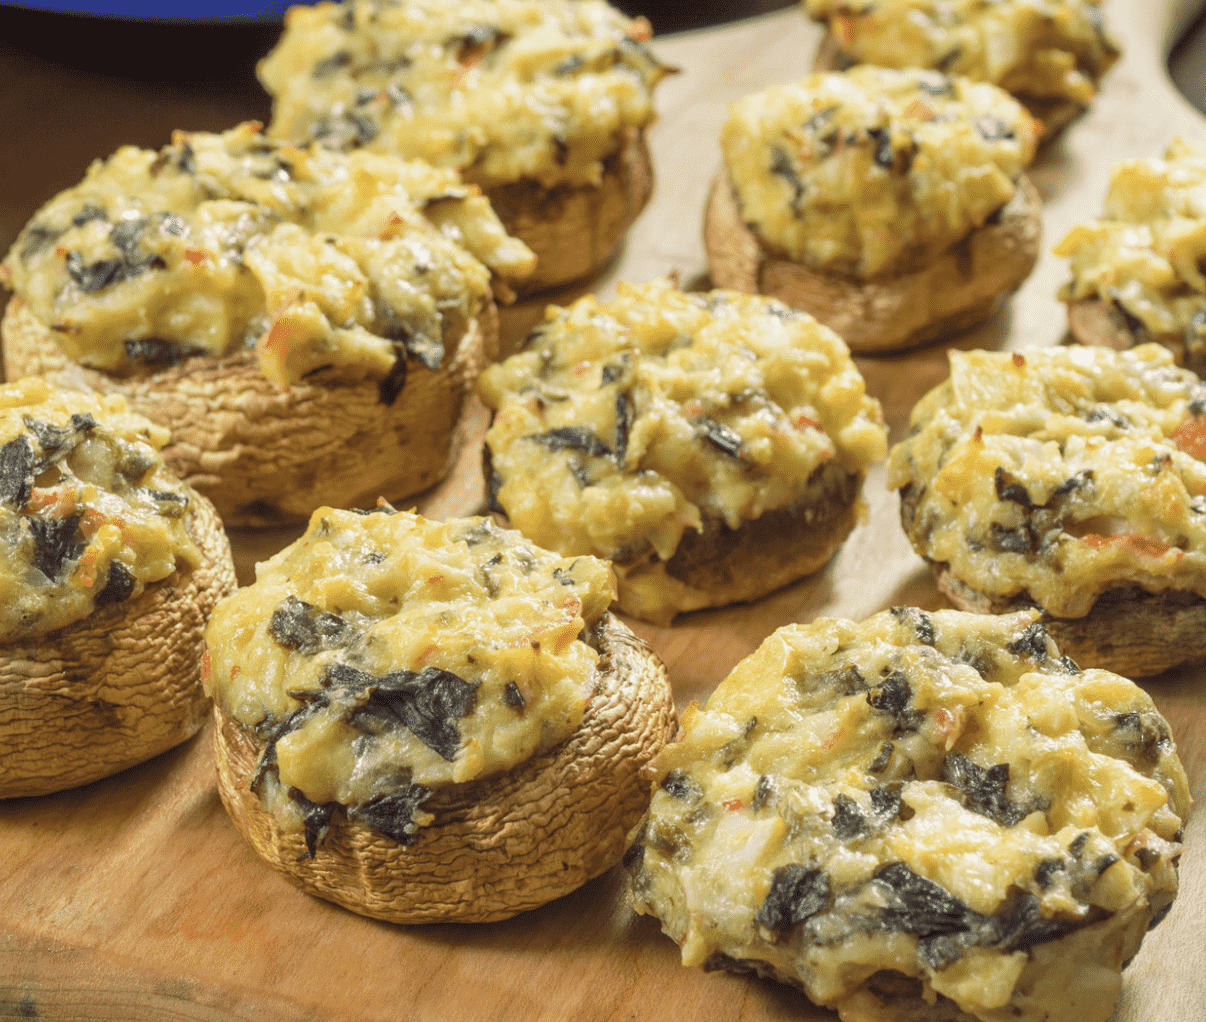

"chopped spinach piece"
[65,252,125,293]
[123,337,205,369]
[866,671,912,717]
[378,343,408,405]
[943,753,1034,827]
[313,49,352,77]
[1113,710,1172,763]
[504,681,525,709]
[989,522,1034,554]
[661,769,703,802]
[289,787,338,859]
[870,784,903,822]
[867,127,893,168]
[695,416,746,459]
[890,605,935,645]
[751,774,774,811]
[29,514,84,580]
[1035,858,1065,889]
[176,142,197,175]
[93,559,135,606]
[268,595,354,655]
[769,147,805,207]
[755,865,830,935]
[341,662,479,762]
[19,223,64,261]
[614,391,633,466]
[1008,621,1050,663]
[528,426,612,458]
[916,75,954,97]
[974,116,1014,142]
[994,466,1035,508]
[311,111,378,148]
[347,784,432,845]
[831,794,867,840]
[867,741,894,774]
[72,204,108,228]
[555,53,584,75]
[874,862,975,938]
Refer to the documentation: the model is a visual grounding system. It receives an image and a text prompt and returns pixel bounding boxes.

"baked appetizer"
[258,0,671,295]
[0,377,236,798]
[1056,139,1206,377]
[889,343,1206,677]
[205,505,675,923]
[805,0,1120,136]
[628,608,1189,1022]
[1,121,534,526]
[706,66,1042,353]
[476,278,888,625]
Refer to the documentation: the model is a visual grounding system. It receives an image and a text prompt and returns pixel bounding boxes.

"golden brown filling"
[204,507,615,848]
[805,0,1119,106]
[1,122,533,387]
[259,0,669,189]
[629,608,1188,1022]
[722,66,1038,278]
[0,377,201,642]
[888,345,1206,618]
[1056,139,1206,358]
[477,279,886,621]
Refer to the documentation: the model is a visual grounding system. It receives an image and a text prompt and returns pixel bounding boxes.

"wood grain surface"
[2,2,1206,1020]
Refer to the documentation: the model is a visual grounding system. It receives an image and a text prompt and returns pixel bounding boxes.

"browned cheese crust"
[705,168,1041,354]
[0,490,236,798]
[489,128,654,296]
[212,612,676,923]
[901,482,1206,678]
[2,296,497,526]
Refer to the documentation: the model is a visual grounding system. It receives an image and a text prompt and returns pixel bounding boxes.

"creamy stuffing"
[804,0,1119,108]
[722,66,1038,278]
[259,0,669,189]
[1,122,533,387]
[629,608,1188,1022]
[1056,139,1206,368]
[888,344,1206,618]
[204,507,616,851]
[0,377,201,642]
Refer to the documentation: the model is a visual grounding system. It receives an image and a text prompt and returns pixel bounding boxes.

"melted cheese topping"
[804,0,1119,106]
[204,507,616,842]
[1,122,533,385]
[723,67,1038,278]
[629,608,1188,1022]
[888,345,1206,618]
[0,377,201,642]
[477,279,887,621]
[1056,139,1206,357]
[259,0,668,189]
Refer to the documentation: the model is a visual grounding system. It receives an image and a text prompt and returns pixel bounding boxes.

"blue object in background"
[0,0,314,20]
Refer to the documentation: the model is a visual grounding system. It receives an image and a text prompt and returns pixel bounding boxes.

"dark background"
[0,1,795,259]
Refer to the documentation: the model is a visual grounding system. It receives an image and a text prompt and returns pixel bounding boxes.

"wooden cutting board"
[2,2,1205,1019]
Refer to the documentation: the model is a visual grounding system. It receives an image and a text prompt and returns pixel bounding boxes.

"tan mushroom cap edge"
[213,612,677,924]
[0,489,236,799]
[704,168,1042,354]
[2,296,499,527]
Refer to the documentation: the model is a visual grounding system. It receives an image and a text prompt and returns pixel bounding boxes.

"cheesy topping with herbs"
[259,0,669,190]
[0,377,201,642]
[1056,139,1206,365]
[629,608,1188,1022]
[477,279,887,621]
[888,345,1206,619]
[1,121,533,386]
[722,67,1039,278]
[204,506,616,848]
[805,0,1119,107]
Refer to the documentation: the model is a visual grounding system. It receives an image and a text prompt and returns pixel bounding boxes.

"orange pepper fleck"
[1172,411,1206,460]
[722,798,744,812]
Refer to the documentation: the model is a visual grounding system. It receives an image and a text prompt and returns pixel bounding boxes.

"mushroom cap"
[213,611,677,923]
[489,129,654,296]
[2,297,497,526]
[705,168,1041,354]
[900,482,1206,677]
[0,489,236,798]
